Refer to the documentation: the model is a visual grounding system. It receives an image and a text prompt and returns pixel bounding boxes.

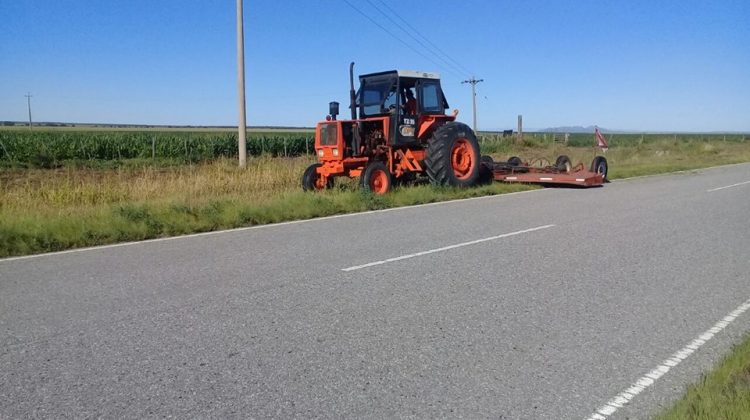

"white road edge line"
[0,189,544,264]
[706,180,750,192]
[584,297,750,420]
[341,224,554,272]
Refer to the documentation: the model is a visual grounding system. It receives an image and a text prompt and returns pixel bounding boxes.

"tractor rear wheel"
[361,162,392,194]
[590,156,608,181]
[424,122,480,187]
[302,163,333,191]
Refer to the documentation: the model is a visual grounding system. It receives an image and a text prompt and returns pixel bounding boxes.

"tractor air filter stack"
[329,102,339,120]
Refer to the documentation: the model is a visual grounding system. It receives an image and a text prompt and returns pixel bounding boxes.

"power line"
[364,0,469,78]
[341,0,463,79]
[376,0,474,76]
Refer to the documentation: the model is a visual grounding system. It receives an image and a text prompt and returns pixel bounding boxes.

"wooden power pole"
[462,77,483,133]
[25,93,33,130]
[236,0,247,168]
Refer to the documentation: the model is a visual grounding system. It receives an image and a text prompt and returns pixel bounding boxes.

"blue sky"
[1,0,748,131]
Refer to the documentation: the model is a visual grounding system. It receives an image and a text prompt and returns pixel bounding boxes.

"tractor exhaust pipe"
[349,62,357,120]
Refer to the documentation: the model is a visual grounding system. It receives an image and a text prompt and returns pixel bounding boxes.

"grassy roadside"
[655,334,750,420]
[1,138,750,258]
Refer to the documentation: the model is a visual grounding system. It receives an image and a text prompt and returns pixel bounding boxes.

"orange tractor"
[302,63,481,194]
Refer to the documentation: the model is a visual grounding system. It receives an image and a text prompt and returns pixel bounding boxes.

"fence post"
[184,137,188,161]
[306,138,309,155]
[152,136,156,159]
[284,137,287,157]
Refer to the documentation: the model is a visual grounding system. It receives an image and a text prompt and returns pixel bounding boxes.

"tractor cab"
[357,70,450,146]
[306,63,477,195]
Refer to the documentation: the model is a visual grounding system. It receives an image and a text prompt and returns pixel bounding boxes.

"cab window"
[420,82,442,113]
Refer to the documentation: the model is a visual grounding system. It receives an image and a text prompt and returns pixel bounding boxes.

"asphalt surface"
[1,163,749,419]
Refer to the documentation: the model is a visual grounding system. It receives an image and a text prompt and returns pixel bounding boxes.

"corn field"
[0,130,315,167]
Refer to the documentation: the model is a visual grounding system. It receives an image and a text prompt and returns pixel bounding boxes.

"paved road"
[2,163,749,419]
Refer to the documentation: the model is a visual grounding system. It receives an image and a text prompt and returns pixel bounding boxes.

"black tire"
[302,163,333,191]
[360,161,392,194]
[478,155,495,184]
[507,156,522,166]
[590,156,608,181]
[424,122,480,187]
[555,155,572,173]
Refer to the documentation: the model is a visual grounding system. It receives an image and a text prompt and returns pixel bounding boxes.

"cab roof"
[359,70,441,80]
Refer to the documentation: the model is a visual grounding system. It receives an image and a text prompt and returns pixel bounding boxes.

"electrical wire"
[364,0,470,78]
[376,0,475,76]
[341,0,464,79]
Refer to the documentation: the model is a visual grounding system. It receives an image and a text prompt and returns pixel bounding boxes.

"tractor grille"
[320,123,337,146]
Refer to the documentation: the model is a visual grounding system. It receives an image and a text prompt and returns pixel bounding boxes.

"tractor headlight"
[332,149,339,157]
[317,149,324,157]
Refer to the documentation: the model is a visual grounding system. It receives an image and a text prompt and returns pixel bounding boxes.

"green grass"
[655,334,750,420]
[0,178,534,257]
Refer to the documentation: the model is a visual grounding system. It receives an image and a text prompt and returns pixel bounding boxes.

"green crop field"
[0,129,314,168]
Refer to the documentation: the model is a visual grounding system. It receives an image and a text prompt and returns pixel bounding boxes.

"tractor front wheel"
[302,163,333,191]
[361,162,392,194]
[424,122,480,187]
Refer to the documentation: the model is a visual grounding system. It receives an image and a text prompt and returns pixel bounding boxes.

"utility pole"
[25,93,33,130]
[461,77,483,133]
[236,0,247,168]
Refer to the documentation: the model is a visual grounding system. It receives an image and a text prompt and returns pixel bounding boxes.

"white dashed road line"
[707,180,750,192]
[584,297,750,420]
[341,224,555,272]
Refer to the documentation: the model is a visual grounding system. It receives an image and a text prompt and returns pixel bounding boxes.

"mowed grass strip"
[2,138,750,258]
[655,333,750,420]
[0,155,534,257]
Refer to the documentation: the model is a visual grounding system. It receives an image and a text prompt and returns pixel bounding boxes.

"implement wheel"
[361,162,392,194]
[424,122,480,187]
[555,155,572,173]
[590,156,608,181]
[302,163,333,191]
[507,156,522,166]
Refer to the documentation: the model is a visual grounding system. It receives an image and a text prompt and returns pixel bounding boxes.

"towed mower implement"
[482,155,608,187]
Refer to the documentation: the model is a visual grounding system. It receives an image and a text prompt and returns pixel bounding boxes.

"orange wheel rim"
[450,139,476,180]
[369,169,389,194]
[314,175,327,190]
